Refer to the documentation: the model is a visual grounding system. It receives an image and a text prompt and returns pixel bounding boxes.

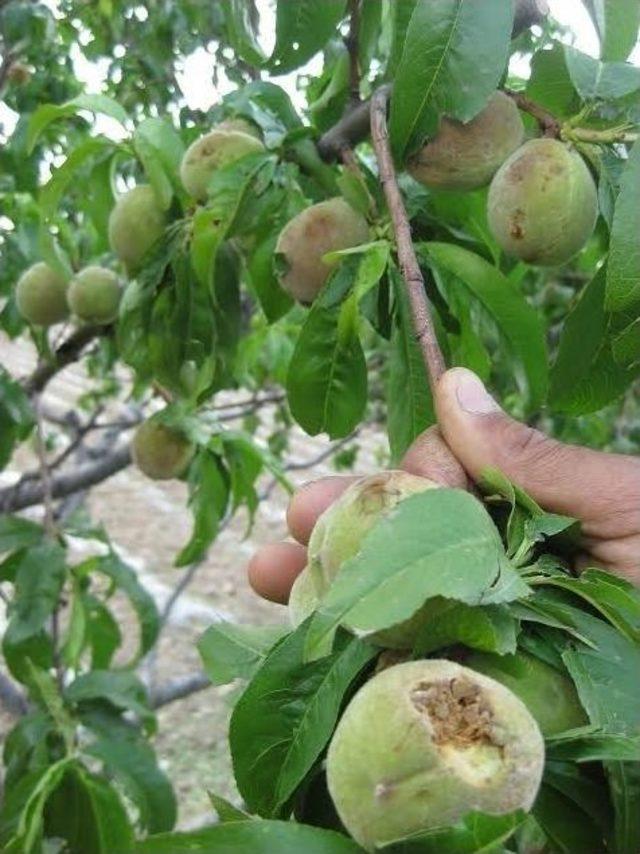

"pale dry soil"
[0,333,386,828]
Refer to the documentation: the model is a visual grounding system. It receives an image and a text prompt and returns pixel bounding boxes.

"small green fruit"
[67,266,121,325]
[275,198,370,305]
[465,651,587,736]
[487,138,598,266]
[307,471,439,648]
[407,92,524,192]
[15,262,69,326]
[180,128,264,201]
[108,185,166,274]
[217,117,262,139]
[326,659,545,851]
[131,418,195,481]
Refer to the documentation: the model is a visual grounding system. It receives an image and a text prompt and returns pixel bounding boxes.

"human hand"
[248,368,640,601]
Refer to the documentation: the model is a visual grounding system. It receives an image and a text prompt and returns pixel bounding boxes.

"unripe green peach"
[487,138,598,266]
[307,471,439,649]
[67,266,121,325]
[15,262,69,326]
[275,198,370,304]
[308,471,438,594]
[326,659,545,851]
[108,185,166,274]
[180,128,264,201]
[407,92,524,192]
[131,418,195,481]
[217,117,262,140]
[465,651,587,736]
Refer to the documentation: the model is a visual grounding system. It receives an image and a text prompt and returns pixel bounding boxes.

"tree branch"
[0,444,131,513]
[505,88,560,138]
[150,671,210,709]
[317,0,549,162]
[370,88,445,389]
[345,0,361,106]
[23,325,104,396]
[512,0,549,38]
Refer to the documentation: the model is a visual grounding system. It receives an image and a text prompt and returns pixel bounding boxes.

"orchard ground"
[0,332,386,828]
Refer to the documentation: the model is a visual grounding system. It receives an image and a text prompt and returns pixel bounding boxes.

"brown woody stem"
[370,88,446,390]
[345,0,361,107]
[504,89,560,138]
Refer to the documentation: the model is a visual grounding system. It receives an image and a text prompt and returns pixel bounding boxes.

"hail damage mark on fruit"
[411,678,499,748]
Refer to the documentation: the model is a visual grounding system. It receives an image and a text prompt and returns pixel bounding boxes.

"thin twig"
[370,88,446,389]
[150,671,210,709]
[505,89,561,138]
[345,0,361,107]
[34,398,57,539]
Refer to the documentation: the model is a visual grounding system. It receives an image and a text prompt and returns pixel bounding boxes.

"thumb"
[434,368,638,531]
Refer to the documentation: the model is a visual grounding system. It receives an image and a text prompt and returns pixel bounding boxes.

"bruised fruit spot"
[488,138,598,266]
[407,91,524,192]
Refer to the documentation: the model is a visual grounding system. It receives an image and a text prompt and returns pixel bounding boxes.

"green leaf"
[92,552,160,664]
[0,759,72,853]
[27,94,129,153]
[0,367,35,470]
[612,316,640,366]
[66,670,155,733]
[526,43,579,118]
[423,242,548,409]
[561,613,640,853]
[198,620,286,685]
[380,810,526,852]
[547,729,640,763]
[133,118,185,209]
[83,594,122,669]
[412,599,518,656]
[136,820,363,853]
[387,0,419,76]
[287,255,368,439]
[209,792,251,823]
[44,763,135,853]
[534,568,640,643]
[82,710,177,834]
[40,137,112,221]
[0,517,42,555]
[306,489,530,659]
[269,0,348,75]
[387,265,435,463]
[564,45,640,101]
[533,781,610,854]
[221,0,266,67]
[550,266,638,413]
[2,542,66,679]
[389,0,514,159]
[583,0,640,61]
[176,450,230,566]
[606,140,640,315]
[230,625,376,816]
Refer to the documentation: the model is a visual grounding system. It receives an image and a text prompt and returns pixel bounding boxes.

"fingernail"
[455,371,500,414]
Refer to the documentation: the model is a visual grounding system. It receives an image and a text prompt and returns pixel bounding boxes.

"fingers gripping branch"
[369,88,446,390]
